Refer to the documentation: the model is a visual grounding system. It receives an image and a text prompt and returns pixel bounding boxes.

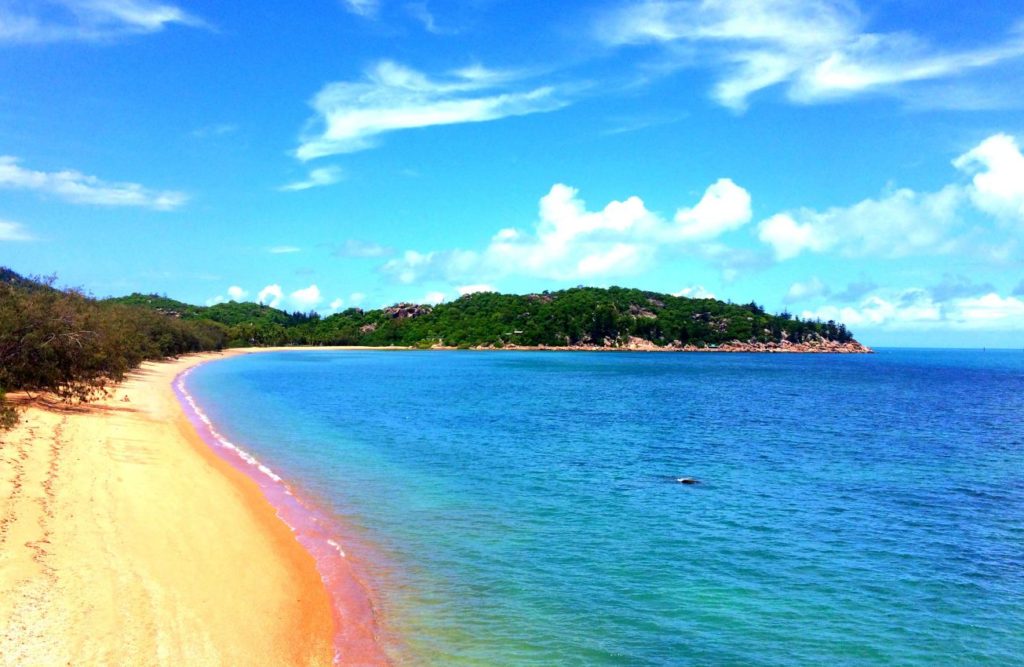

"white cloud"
[257,284,284,308]
[758,212,829,260]
[329,297,344,309]
[784,277,829,303]
[0,0,206,44]
[456,283,495,296]
[406,2,452,34]
[295,60,567,160]
[205,295,226,306]
[758,132,1024,261]
[423,291,447,305]
[595,0,1024,111]
[672,178,752,240]
[0,220,33,241]
[269,245,301,254]
[673,285,715,299]
[341,0,378,18]
[803,288,1024,331]
[290,284,322,309]
[349,291,366,306]
[227,285,248,301]
[952,133,1024,223]
[0,156,187,210]
[279,166,345,192]
[382,179,754,284]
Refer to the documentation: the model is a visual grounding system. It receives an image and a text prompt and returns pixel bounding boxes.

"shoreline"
[0,350,383,665]
[174,353,388,664]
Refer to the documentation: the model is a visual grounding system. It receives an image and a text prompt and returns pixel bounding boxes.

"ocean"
[182,349,1024,665]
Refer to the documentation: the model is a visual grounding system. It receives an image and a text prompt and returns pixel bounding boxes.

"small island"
[110,284,869,353]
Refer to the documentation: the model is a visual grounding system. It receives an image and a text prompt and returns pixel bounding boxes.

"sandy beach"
[0,351,342,665]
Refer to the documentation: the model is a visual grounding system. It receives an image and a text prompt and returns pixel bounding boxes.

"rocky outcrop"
[470,337,872,353]
[383,303,433,319]
[670,339,872,353]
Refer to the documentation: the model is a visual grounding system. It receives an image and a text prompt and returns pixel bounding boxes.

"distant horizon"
[2,1,1022,349]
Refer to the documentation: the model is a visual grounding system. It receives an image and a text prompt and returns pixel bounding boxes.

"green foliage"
[1,270,227,430]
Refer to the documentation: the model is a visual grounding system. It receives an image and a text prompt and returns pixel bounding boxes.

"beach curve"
[0,349,387,666]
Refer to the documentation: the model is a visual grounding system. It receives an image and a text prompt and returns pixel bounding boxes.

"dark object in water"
[676,477,698,485]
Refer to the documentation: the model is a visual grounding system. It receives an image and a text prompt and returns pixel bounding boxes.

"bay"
[186,349,1024,665]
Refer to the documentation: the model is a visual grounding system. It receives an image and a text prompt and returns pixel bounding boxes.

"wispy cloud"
[0,156,188,210]
[0,219,33,241]
[405,2,455,35]
[269,245,301,254]
[332,239,392,258]
[340,0,378,18]
[190,123,237,139]
[380,178,752,284]
[279,166,345,191]
[295,60,567,160]
[0,0,207,44]
[595,0,1024,111]
[757,133,1024,261]
[784,276,829,303]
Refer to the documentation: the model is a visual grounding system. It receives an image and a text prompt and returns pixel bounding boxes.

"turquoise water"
[186,350,1024,665]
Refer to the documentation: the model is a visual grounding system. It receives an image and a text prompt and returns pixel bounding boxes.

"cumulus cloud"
[456,283,495,296]
[349,291,366,306]
[382,179,754,284]
[673,178,752,240]
[0,220,33,241]
[257,284,284,308]
[0,156,187,210]
[227,285,248,301]
[329,297,344,309]
[295,60,566,160]
[290,284,322,309]
[279,166,345,192]
[758,132,1024,261]
[595,0,1024,111]
[803,288,1024,331]
[0,0,206,44]
[952,133,1024,223]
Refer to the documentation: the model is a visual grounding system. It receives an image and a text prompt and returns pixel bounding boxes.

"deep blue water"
[186,349,1024,665]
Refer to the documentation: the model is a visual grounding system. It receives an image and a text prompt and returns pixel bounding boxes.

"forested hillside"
[109,284,855,349]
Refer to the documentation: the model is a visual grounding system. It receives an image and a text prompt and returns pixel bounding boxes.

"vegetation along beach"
[3,0,1024,664]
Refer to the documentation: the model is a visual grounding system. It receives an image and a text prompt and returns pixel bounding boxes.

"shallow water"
[186,349,1024,665]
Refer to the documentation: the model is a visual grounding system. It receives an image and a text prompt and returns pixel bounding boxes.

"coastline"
[0,350,383,665]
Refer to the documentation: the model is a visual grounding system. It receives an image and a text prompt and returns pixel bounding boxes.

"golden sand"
[0,351,337,666]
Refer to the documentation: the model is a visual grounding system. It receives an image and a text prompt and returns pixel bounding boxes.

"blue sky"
[1,0,1023,347]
